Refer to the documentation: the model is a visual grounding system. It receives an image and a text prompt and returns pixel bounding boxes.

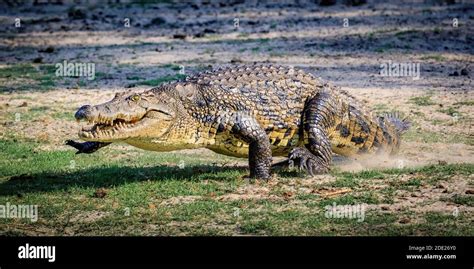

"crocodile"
[66,65,410,180]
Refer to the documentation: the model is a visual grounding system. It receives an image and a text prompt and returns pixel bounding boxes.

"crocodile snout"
[75,105,93,120]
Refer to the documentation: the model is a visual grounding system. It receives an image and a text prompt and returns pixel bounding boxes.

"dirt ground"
[0,0,473,234]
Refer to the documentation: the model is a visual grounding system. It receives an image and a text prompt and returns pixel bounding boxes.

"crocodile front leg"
[228,112,272,180]
[65,140,111,154]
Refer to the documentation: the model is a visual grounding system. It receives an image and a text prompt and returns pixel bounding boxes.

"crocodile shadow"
[0,164,248,197]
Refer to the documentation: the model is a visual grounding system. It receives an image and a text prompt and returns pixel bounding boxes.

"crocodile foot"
[288,147,329,176]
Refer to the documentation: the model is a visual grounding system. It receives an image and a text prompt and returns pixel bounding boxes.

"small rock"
[172,34,186,40]
[18,101,28,107]
[203,28,216,34]
[466,189,474,194]
[32,57,43,63]
[319,0,336,6]
[68,8,86,20]
[460,68,469,76]
[381,205,390,210]
[399,218,410,224]
[449,71,459,77]
[230,58,243,63]
[438,160,447,165]
[93,188,107,198]
[39,46,55,53]
[146,17,166,27]
[282,191,295,199]
[345,0,367,6]
[194,32,205,38]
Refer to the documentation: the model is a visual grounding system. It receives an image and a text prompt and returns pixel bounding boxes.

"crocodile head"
[75,89,179,143]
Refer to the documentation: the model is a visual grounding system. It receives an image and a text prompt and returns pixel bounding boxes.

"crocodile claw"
[288,147,328,176]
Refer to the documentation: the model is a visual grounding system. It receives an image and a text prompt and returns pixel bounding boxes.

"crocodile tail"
[381,112,411,135]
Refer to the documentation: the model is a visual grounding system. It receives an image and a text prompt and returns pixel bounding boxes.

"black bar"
[0,237,472,266]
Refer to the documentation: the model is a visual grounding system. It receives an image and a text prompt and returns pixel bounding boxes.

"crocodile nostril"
[75,105,92,120]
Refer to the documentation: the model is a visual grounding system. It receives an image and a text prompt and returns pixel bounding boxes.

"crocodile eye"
[131,95,140,102]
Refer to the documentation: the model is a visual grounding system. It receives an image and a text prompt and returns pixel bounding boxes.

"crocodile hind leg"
[289,91,335,176]
[65,140,111,154]
[228,112,272,180]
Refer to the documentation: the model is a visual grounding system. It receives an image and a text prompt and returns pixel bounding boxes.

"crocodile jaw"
[78,116,151,142]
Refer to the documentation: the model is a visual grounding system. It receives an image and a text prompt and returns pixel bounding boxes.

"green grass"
[136,74,186,86]
[126,76,144,81]
[0,139,472,236]
[372,103,389,112]
[438,107,460,117]
[448,195,474,207]
[0,64,60,92]
[0,63,121,91]
[374,43,393,53]
[420,55,446,62]
[161,64,182,71]
[453,100,474,106]
[395,29,420,37]
[409,95,435,106]
[403,128,472,145]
